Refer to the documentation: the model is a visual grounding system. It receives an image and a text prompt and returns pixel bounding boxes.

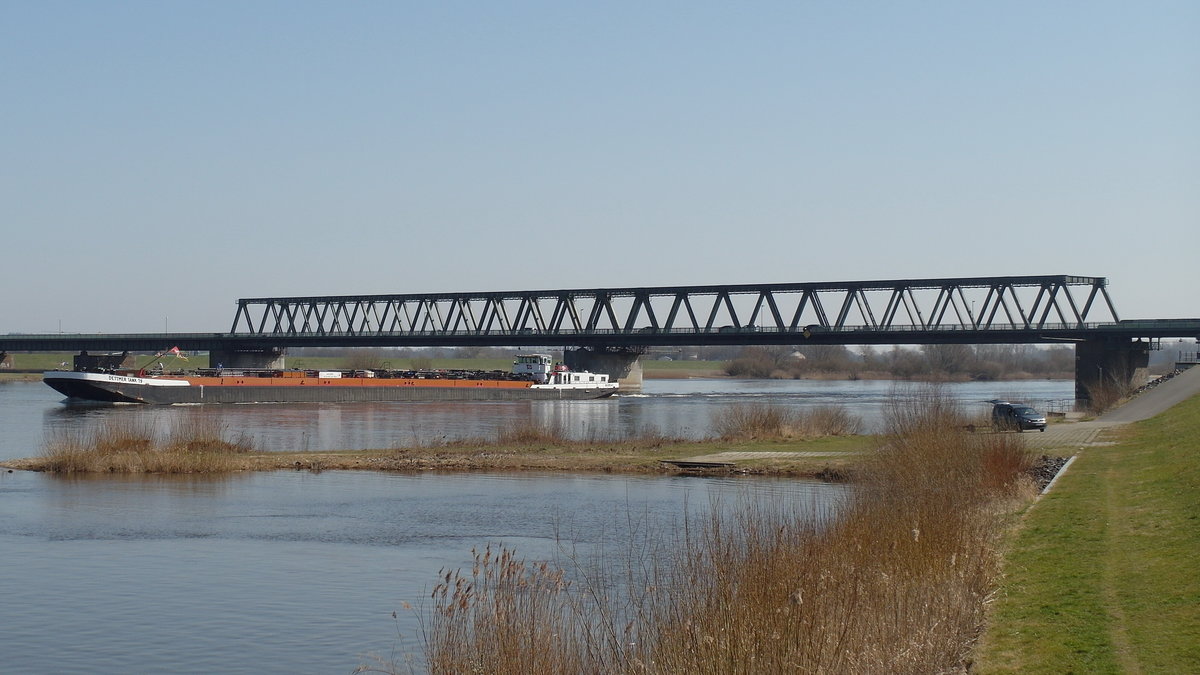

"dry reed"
[412,387,1032,674]
[424,545,596,674]
[493,422,571,445]
[712,403,862,440]
[39,416,253,474]
[1082,376,1130,414]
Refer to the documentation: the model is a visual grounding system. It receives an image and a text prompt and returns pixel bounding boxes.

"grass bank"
[641,359,726,378]
[973,395,1200,673]
[0,352,80,380]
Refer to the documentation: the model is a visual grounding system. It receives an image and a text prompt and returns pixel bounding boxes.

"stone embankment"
[1028,455,1070,491]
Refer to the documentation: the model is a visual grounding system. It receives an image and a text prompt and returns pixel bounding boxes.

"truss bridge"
[229,274,1131,347]
[4,275,1198,398]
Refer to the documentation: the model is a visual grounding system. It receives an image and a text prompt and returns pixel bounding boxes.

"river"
[0,377,1071,673]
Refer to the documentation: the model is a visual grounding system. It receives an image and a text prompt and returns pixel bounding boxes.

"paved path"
[1096,365,1200,423]
[684,367,1200,464]
[1022,366,1200,451]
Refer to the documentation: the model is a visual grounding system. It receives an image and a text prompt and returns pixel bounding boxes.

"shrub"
[724,354,776,378]
[711,403,862,440]
[711,403,792,439]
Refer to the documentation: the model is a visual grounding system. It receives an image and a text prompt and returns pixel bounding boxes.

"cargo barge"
[44,354,618,404]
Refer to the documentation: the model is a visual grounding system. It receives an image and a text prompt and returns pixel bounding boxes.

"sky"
[2,1,1197,334]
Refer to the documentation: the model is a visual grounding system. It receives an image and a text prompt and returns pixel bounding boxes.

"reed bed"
[712,403,862,440]
[493,422,574,445]
[39,416,253,474]
[412,388,1033,674]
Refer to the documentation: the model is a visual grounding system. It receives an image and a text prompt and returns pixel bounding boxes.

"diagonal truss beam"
[229,275,1119,339]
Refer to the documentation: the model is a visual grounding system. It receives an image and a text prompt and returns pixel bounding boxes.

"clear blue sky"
[2,1,1197,333]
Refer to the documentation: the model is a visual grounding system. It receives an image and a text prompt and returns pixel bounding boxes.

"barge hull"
[44,372,616,404]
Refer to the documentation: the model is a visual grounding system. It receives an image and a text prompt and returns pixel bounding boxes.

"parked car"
[989,400,1047,432]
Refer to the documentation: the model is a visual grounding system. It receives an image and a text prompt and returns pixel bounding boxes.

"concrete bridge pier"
[1075,338,1151,402]
[565,347,643,391]
[209,347,286,370]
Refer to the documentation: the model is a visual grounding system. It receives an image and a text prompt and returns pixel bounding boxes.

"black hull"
[45,376,143,403]
[45,375,617,405]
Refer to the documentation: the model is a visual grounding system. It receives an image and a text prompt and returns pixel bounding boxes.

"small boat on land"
[44,354,618,404]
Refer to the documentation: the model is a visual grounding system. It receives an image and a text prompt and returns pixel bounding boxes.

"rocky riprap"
[1028,454,1070,491]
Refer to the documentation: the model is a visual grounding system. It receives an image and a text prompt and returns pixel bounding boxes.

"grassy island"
[5,404,869,477]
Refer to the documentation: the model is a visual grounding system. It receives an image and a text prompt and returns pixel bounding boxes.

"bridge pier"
[565,347,643,391]
[209,347,286,370]
[1075,338,1150,402]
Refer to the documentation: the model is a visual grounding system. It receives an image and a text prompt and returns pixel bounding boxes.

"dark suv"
[990,401,1047,432]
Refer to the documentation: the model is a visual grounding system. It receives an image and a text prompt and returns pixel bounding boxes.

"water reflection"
[21,378,1078,458]
[40,397,634,452]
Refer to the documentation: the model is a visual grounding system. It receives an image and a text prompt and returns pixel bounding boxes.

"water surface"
[0,377,1070,673]
[1,377,1074,460]
[1,468,838,673]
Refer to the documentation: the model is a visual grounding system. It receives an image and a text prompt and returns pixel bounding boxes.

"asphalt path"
[1097,366,1200,424]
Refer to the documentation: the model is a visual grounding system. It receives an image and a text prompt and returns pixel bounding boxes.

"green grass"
[0,352,79,371]
[974,395,1200,673]
[0,352,210,375]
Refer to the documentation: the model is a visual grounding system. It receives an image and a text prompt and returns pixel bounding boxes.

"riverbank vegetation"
[726,344,1075,381]
[37,418,253,474]
[973,394,1200,673]
[12,408,870,476]
[383,391,1036,674]
[711,403,862,439]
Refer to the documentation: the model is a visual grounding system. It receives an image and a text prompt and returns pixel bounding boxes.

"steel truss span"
[228,275,1124,345]
[3,275,1198,354]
